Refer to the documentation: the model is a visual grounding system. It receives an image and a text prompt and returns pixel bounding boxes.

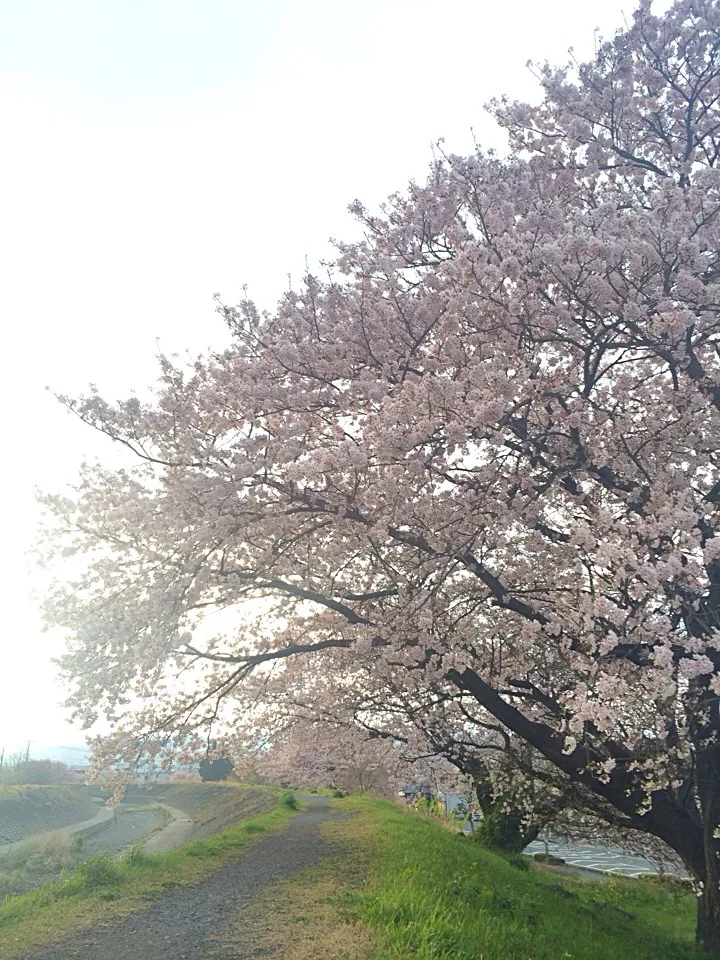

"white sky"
[0,0,635,752]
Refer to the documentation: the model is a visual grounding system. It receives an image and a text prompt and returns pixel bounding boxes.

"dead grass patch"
[213,840,375,960]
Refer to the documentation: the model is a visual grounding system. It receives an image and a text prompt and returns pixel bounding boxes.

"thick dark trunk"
[697,883,720,958]
[474,781,541,852]
[675,826,720,957]
[521,822,541,848]
[693,745,720,957]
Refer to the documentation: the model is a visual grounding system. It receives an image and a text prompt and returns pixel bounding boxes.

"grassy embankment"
[226,795,702,960]
[0,832,101,900]
[0,789,300,959]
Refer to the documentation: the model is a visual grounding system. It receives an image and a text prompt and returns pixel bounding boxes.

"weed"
[504,852,531,871]
[74,853,122,889]
[533,851,566,866]
[491,890,516,912]
[121,845,153,869]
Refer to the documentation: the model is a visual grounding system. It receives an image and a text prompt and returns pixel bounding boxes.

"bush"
[635,873,692,899]
[122,845,153,868]
[10,760,79,785]
[533,853,566,866]
[281,791,299,810]
[505,852,531,871]
[472,810,526,853]
[198,757,233,782]
[74,853,121,889]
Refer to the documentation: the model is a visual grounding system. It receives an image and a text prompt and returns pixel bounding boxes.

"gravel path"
[21,796,340,960]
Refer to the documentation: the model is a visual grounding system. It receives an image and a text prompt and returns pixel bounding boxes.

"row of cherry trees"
[41,0,720,950]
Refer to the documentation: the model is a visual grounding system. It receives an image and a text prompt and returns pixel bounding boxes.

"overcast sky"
[0,0,637,753]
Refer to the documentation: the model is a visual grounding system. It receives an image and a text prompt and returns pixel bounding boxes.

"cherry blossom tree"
[245,655,609,849]
[258,719,410,797]
[244,653,563,833]
[40,0,720,949]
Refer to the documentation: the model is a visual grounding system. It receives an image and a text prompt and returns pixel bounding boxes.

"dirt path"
[21,796,340,960]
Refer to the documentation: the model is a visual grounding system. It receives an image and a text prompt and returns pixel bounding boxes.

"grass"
[0,784,78,797]
[313,796,702,960]
[213,863,374,959]
[280,790,301,810]
[0,792,704,960]
[0,790,302,959]
[0,833,89,899]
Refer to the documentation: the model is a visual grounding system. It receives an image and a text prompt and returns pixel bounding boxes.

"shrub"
[472,810,527,853]
[281,791,299,810]
[74,853,121,889]
[505,852,531,871]
[533,853,566,866]
[635,873,692,900]
[122,845,153,868]
[12,760,78,785]
[198,757,233,782]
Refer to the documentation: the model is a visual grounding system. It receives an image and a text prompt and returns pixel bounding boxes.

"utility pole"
[25,741,31,763]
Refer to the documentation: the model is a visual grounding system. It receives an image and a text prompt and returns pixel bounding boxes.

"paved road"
[460,823,687,877]
[524,837,688,878]
[21,795,340,960]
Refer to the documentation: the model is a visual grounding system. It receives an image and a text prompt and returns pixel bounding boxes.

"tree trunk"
[694,743,720,957]
[697,883,720,958]
[473,782,541,852]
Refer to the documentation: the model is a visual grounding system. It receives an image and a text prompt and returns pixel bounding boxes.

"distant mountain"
[30,744,92,767]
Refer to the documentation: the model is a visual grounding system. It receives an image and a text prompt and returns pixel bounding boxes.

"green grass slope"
[329,796,701,960]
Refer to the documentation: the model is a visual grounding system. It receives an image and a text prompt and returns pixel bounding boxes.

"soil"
[20,796,342,960]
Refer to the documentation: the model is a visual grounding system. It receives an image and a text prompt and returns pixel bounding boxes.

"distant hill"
[30,744,92,768]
